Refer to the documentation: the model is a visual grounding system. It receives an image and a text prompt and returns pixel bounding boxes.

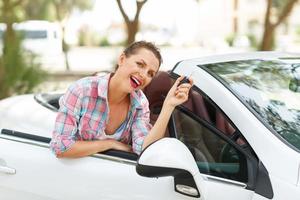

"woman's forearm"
[142,104,174,149]
[56,140,113,158]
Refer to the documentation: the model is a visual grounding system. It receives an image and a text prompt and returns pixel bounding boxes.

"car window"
[19,30,48,39]
[173,108,248,183]
[182,89,246,146]
[203,59,300,151]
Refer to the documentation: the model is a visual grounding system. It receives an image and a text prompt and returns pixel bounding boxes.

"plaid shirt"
[50,74,152,155]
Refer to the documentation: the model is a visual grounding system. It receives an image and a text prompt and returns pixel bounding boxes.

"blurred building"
[195,0,300,50]
[64,0,300,51]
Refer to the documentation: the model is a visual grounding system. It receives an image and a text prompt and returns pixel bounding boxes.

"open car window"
[173,108,248,183]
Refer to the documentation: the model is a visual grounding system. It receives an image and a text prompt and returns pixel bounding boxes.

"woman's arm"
[142,76,193,149]
[57,139,132,158]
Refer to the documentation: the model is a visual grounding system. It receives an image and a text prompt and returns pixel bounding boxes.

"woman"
[50,41,193,158]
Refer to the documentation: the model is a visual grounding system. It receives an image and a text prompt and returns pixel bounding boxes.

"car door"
[0,130,200,200]
[142,71,262,199]
[171,60,273,200]
[169,91,257,200]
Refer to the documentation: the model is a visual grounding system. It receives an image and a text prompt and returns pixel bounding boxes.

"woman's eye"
[148,72,154,78]
[136,62,143,67]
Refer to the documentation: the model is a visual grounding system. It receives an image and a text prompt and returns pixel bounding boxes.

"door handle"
[0,166,16,174]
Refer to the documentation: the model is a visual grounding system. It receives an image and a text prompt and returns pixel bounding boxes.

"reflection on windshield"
[20,30,48,39]
[204,59,300,151]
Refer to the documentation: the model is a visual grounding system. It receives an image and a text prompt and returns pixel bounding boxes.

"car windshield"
[19,30,48,39]
[203,59,300,151]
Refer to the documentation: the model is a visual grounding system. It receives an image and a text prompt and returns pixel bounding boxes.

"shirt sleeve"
[131,99,152,155]
[49,83,83,155]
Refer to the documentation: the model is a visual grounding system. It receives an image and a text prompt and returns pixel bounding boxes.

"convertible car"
[1,52,300,199]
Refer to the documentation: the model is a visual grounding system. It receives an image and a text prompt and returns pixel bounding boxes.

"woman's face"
[117,48,160,92]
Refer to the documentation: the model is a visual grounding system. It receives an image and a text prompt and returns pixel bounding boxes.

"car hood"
[0,94,56,138]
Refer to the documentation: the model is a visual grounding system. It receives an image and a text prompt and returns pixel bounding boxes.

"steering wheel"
[186,144,210,174]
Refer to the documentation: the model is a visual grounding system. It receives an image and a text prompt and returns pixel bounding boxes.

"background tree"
[23,0,54,20]
[116,0,148,45]
[260,0,299,50]
[50,0,92,70]
[0,0,46,99]
[233,0,239,34]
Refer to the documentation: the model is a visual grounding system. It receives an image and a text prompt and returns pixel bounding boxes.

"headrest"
[143,71,173,109]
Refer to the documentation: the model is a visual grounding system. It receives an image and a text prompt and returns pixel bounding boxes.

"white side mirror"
[136,138,201,198]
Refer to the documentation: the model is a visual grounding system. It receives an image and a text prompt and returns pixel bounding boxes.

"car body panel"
[0,136,197,200]
[0,94,56,138]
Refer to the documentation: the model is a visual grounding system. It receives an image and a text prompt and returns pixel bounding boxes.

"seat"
[143,71,173,125]
[216,111,246,146]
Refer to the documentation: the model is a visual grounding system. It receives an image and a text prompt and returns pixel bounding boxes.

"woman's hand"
[142,76,193,150]
[164,76,193,108]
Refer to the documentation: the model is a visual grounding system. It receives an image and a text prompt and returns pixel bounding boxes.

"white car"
[0,20,63,67]
[1,52,300,200]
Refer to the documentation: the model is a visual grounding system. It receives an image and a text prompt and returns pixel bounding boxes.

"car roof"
[173,51,300,68]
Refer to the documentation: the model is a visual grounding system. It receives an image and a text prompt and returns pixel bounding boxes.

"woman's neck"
[108,74,129,104]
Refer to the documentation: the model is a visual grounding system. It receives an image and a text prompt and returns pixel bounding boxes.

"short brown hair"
[123,41,163,66]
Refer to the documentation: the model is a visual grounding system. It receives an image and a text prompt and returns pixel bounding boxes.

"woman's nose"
[139,68,147,78]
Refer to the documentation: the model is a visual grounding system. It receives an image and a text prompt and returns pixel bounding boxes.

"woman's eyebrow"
[140,59,147,66]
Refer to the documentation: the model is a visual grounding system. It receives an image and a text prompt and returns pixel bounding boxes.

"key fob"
[178,76,190,85]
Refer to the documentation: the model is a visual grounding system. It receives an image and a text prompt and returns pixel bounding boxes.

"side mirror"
[136,138,202,198]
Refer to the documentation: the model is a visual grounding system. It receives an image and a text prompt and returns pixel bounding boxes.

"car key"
[178,76,190,86]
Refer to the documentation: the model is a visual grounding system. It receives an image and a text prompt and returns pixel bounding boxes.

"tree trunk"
[233,0,239,34]
[54,3,70,71]
[126,21,138,45]
[61,25,70,71]
[0,0,22,99]
[260,24,275,50]
[260,0,298,51]
[2,0,17,56]
[116,0,147,46]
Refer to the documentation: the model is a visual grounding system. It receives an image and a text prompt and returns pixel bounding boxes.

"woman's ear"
[118,53,126,68]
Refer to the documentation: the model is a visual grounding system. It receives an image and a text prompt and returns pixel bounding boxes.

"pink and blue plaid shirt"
[50,73,152,155]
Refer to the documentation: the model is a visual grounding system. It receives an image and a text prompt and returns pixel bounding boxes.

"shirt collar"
[97,73,111,99]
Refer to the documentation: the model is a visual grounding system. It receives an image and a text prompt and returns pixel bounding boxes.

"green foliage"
[295,25,300,42]
[23,0,55,21]
[225,33,237,47]
[99,37,110,47]
[0,32,47,99]
[272,0,288,10]
[51,0,93,20]
[246,33,258,49]
[78,26,105,47]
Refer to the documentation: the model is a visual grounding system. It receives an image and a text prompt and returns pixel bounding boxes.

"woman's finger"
[176,87,191,93]
[177,83,192,89]
[175,92,188,100]
[174,76,185,87]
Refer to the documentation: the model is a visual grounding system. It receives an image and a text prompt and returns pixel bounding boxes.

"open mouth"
[130,76,142,89]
